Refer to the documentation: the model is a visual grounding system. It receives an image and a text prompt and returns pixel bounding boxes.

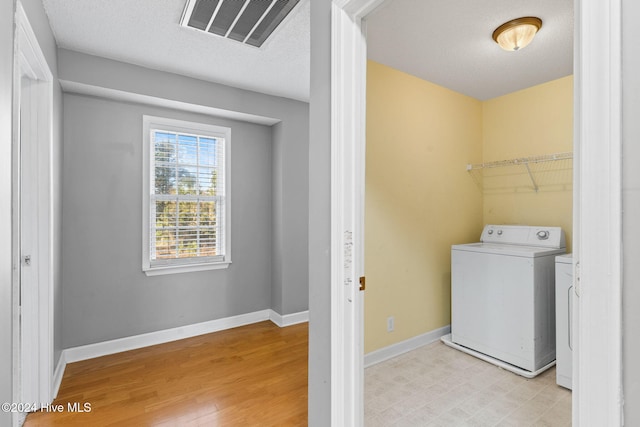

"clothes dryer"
[555,253,573,389]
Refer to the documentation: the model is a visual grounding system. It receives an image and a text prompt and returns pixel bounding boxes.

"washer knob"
[497,230,503,236]
[487,229,493,235]
[537,230,549,240]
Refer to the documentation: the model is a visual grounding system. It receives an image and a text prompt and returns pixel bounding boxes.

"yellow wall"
[482,76,573,252]
[365,61,483,352]
[365,61,573,353]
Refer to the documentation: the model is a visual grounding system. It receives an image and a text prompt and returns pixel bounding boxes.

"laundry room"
[363,61,573,359]
[363,0,574,424]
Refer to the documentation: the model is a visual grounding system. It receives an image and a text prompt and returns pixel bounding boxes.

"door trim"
[330,0,386,425]
[573,0,622,424]
[12,2,55,422]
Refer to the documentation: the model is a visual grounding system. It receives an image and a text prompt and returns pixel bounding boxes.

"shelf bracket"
[524,163,539,192]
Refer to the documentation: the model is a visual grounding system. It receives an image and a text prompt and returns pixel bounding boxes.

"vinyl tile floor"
[365,340,571,427]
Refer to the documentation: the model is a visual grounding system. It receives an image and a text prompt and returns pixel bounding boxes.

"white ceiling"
[42,0,572,103]
[42,0,311,101]
[366,0,574,100]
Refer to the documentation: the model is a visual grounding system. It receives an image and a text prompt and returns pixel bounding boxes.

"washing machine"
[555,253,573,389]
[443,225,566,377]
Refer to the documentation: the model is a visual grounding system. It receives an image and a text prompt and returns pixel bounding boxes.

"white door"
[13,3,54,418]
[19,74,40,406]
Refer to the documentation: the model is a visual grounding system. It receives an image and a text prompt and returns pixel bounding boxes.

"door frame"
[12,1,55,422]
[329,0,384,425]
[329,0,623,425]
[572,0,622,424]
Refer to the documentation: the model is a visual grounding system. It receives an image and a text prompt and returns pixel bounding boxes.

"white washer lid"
[452,242,567,258]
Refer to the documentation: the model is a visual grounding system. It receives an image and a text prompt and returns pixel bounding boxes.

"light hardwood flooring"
[25,323,570,426]
[365,340,572,426]
[25,321,308,427]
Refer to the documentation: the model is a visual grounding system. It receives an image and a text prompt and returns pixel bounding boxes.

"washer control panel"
[480,225,566,248]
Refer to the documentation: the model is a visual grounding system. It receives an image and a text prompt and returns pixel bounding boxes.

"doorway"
[363,0,573,422]
[12,2,55,423]
[327,0,623,425]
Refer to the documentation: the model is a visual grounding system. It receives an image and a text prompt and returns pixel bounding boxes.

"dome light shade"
[492,17,542,51]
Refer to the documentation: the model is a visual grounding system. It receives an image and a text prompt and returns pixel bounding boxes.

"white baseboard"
[364,324,451,368]
[63,309,272,363]
[269,309,309,327]
[56,308,310,393]
[52,351,67,399]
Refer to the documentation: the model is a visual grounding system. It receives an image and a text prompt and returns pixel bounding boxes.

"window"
[142,116,231,275]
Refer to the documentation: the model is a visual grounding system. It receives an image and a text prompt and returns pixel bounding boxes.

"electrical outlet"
[387,316,394,332]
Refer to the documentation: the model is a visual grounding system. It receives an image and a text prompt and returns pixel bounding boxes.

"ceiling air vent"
[181,0,301,48]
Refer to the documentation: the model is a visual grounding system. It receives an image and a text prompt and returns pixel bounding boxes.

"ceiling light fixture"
[492,17,542,52]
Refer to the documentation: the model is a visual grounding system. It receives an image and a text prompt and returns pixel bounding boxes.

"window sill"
[143,261,231,276]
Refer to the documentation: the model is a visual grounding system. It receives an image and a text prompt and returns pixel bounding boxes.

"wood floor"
[25,321,308,427]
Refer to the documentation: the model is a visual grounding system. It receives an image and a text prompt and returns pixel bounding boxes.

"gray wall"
[59,49,309,315]
[272,122,284,314]
[58,51,308,320]
[62,94,274,347]
[58,50,309,347]
[0,1,15,424]
[622,0,640,423]
[271,118,310,315]
[308,0,332,424]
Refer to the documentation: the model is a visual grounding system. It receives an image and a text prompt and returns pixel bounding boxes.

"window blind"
[150,129,226,264]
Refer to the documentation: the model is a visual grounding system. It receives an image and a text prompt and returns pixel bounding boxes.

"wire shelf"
[467,152,573,193]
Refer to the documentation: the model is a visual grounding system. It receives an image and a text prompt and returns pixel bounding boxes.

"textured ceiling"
[42,0,310,101]
[42,0,572,103]
[366,0,574,100]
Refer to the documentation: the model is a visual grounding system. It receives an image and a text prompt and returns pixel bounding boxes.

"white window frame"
[142,115,231,276]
